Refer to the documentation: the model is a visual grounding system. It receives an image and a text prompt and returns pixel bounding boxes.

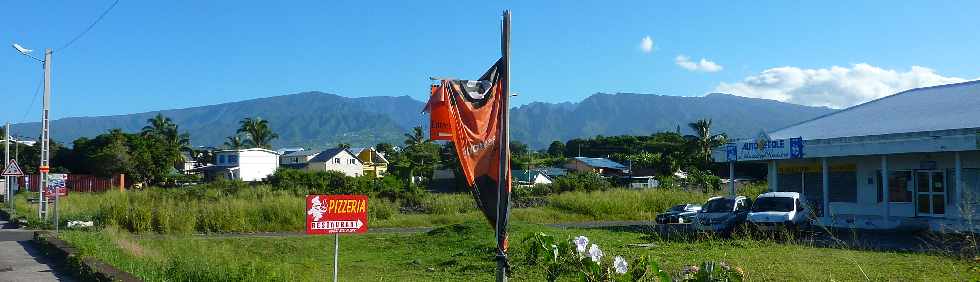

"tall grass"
[547,188,709,220]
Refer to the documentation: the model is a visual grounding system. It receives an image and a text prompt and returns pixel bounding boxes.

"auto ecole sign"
[725,136,804,162]
[306,194,368,235]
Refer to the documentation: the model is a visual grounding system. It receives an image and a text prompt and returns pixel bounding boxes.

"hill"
[10,92,834,149]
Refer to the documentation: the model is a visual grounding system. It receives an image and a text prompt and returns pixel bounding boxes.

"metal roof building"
[715,80,980,232]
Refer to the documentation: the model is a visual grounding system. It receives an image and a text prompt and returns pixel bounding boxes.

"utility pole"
[4,122,9,208]
[40,49,52,223]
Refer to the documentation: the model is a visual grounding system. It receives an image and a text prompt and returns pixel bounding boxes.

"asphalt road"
[0,213,73,282]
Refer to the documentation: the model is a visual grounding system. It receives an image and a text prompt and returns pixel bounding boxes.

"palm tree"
[688,119,727,167]
[337,143,351,149]
[403,126,427,147]
[237,117,279,149]
[224,134,247,150]
[142,113,174,136]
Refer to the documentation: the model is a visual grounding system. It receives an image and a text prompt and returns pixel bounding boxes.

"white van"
[747,192,812,231]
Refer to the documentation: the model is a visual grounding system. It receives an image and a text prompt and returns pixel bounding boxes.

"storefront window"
[876,170,912,203]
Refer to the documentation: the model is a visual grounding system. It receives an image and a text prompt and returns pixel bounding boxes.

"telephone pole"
[42,48,54,228]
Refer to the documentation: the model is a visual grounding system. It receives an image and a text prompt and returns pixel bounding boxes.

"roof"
[770,80,980,140]
[538,167,568,177]
[573,157,627,170]
[215,148,280,155]
[309,148,356,163]
[350,147,389,164]
[757,192,802,199]
[512,170,552,183]
[283,150,320,157]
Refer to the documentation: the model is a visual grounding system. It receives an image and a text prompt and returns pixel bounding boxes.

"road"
[0,212,73,282]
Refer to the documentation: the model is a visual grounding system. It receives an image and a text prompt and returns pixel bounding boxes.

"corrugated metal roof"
[309,148,353,163]
[283,150,320,157]
[573,157,627,170]
[770,80,980,140]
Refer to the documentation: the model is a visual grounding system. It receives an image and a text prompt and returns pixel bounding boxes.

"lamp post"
[12,43,52,225]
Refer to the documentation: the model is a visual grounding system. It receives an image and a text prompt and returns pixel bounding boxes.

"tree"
[142,113,174,137]
[375,143,395,156]
[547,140,565,157]
[237,117,279,149]
[337,143,351,149]
[224,135,247,149]
[688,119,727,168]
[403,126,426,147]
[399,126,437,185]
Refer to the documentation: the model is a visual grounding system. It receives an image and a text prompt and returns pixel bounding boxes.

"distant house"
[306,148,363,177]
[565,157,628,176]
[179,151,197,174]
[350,147,389,178]
[276,147,306,156]
[280,150,320,169]
[538,167,568,179]
[201,148,280,181]
[512,170,553,187]
[628,176,660,189]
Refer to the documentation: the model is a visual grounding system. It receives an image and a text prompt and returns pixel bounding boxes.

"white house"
[306,148,363,177]
[204,148,280,182]
[280,150,320,169]
[714,80,980,232]
[512,170,553,187]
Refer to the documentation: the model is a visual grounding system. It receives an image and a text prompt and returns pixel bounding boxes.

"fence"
[19,174,126,193]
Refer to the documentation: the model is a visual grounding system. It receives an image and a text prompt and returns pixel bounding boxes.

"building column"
[822,158,830,219]
[768,160,778,192]
[955,151,962,219]
[881,155,889,223]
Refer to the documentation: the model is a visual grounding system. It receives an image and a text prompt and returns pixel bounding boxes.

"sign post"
[306,194,368,281]
[47,173,67,233]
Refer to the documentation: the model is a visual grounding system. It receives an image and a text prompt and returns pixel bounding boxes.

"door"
[915,171,945,216]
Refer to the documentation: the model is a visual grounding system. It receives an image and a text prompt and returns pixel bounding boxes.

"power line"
[20,68,44,123]
[56,0,121,53]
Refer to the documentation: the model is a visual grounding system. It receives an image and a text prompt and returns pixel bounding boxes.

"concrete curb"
[32,231,142,282]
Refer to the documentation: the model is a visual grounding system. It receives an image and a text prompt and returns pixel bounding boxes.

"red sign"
[45,173,68,199]
[306,194,368,235]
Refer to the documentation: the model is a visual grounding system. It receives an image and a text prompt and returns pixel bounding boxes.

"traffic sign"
[2,159,24,176]
[306,194,368,235]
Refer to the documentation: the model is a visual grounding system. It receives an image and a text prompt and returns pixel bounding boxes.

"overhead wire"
[56,0,121,53]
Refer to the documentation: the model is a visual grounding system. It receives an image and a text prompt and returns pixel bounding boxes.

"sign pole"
[333,233,339,282]
[495,10,512,282]
[4,122,9,208]
[729,160,735,196]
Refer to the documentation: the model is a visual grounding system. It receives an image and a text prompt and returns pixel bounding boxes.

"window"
[751,197,794,212]
[349,159,356,165]
[219,155,226,164]
[228,155,238,164]
[703,198,735,213]
[334,158,341,164]
[876,170,912,203]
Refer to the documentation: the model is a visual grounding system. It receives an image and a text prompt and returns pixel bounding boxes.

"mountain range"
[10,91,834,149]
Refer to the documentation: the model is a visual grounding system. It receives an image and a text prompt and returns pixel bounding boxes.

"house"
[350,147,389,178]
[565,157,628,176]
[276,147,306,155]
[201,148,280,182]
[512,170,553,187]
[628,176,659,189]
[280,150,320,169]
[713,80,980,232]
[179,151,197,174]
[306,148,363,177]
[538,167,568,179]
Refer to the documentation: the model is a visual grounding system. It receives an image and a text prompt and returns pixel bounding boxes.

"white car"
[747,192,812,231]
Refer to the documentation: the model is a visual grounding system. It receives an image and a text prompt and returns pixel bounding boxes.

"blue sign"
[728,136,804,161]
[725,145,738,162]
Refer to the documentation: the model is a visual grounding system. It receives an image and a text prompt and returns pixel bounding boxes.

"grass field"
[11,185,730,232]
[56,220,980,281]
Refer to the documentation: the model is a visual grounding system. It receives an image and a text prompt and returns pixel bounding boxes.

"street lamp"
[11,42,54,228]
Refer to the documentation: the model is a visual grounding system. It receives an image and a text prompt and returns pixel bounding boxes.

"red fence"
[18,174,125,193]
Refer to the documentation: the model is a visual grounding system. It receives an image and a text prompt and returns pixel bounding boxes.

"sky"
[2,1,980,123]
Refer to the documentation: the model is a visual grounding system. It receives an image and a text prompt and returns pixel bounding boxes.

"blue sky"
[2,1,980,123]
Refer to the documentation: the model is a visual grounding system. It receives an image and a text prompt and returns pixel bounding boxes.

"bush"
[548,173,613,193]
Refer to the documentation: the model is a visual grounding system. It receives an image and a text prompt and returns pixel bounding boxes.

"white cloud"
[640,36,654,53]
[675,55,723,72]
[713,63,968,108]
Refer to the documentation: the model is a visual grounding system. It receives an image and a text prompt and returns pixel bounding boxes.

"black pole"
[495,10,511,282]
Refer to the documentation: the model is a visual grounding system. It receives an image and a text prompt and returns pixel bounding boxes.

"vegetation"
[54,220,980,281]
[236,117,279,149]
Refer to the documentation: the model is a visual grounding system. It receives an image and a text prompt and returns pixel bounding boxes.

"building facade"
[306,148,363,177]
[207,148,280,182]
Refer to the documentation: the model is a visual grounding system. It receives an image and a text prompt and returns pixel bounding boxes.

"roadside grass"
[57,220,980,281]
[11,186,721,232]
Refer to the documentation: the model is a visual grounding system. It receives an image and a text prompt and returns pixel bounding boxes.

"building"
[538,167,568,179]
[628,176,659,189]
[714,81,980,232]
[350,147,389,178]
[565,157,628,176]
[280,150,320,169]
[512,170,553,187]
[306,148,363,177]
[203,148,280,181]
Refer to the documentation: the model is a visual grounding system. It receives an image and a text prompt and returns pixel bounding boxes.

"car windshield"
[702,198,735,213]
[751,197,794,212]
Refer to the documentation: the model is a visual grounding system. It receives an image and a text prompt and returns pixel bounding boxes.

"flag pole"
[495,9,512,282]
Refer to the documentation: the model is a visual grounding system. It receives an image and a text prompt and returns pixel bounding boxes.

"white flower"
[573,236,589,253]
[588,244,603,262]
[551,244,559,260]
[613,256,628,274]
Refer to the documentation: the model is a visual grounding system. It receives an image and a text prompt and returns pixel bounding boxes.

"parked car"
[694,196,752,235]
[747,192,812,231]
[656,204,702,224]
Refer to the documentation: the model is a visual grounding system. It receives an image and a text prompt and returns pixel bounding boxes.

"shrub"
[548,172,613,193]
